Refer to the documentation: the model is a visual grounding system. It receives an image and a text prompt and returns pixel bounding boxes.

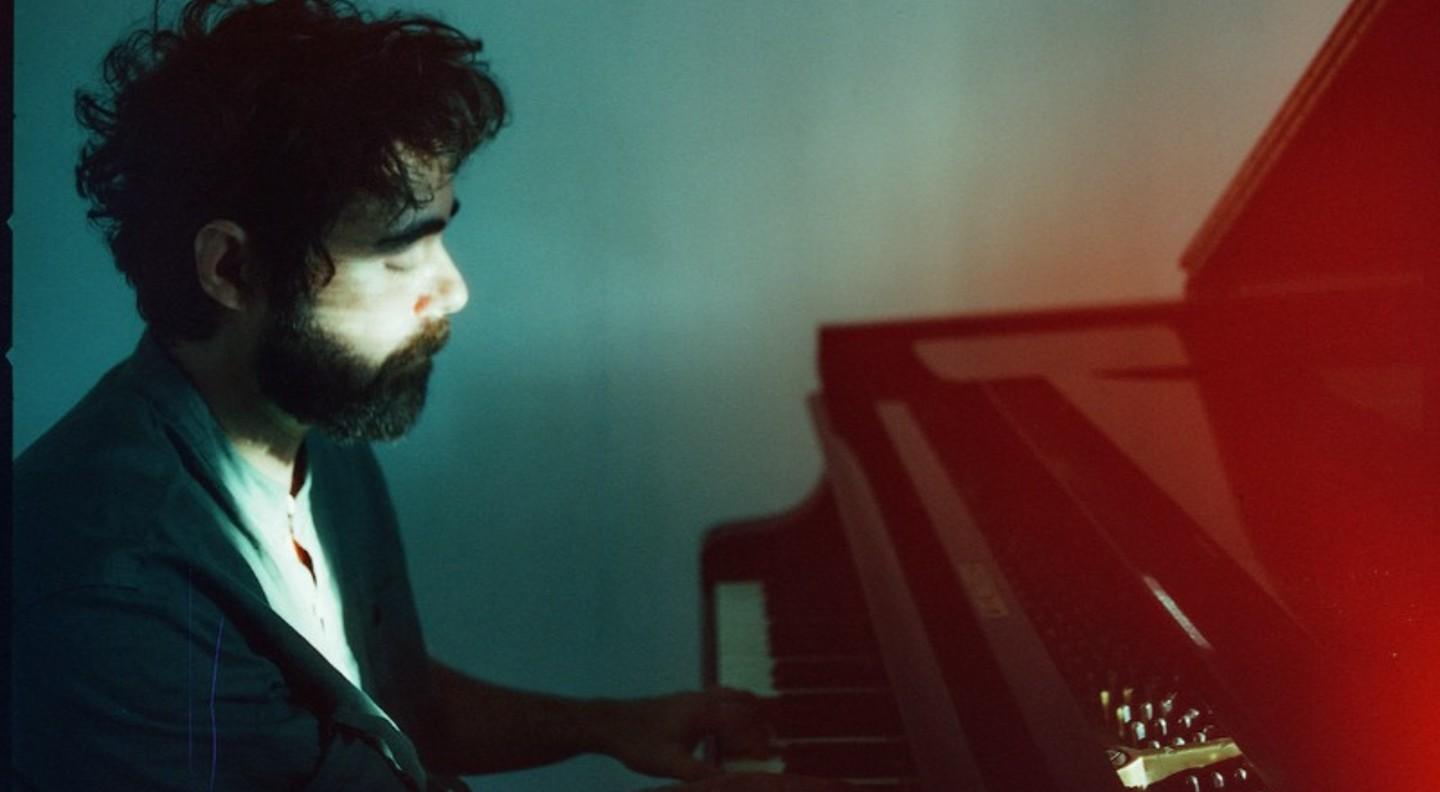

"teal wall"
[13,2,1346,789]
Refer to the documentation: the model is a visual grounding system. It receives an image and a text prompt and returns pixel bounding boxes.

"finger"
[714,686,762,703]
[710,689,764,726]
[683,773,856,791]
[652,750,722,782]
[710,692,775,757]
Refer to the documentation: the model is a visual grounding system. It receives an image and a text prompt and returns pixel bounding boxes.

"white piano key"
[715,581,777,695]
[722,757,787,774]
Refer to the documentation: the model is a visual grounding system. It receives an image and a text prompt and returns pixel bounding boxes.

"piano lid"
[816,288,1438,790]
[1181,0,1440,300]
[808,3,1439,785]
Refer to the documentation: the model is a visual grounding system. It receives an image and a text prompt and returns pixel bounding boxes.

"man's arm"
[420,657,763,780]
[13,583,417,791]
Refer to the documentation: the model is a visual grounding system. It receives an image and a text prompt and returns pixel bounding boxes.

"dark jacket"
[12,336,461,791]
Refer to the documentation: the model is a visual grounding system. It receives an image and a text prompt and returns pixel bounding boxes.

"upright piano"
[700,0,1439,789]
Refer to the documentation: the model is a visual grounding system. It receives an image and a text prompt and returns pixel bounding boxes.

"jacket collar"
[121,334,431,790]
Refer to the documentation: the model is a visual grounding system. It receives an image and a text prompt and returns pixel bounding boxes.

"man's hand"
[590,688,771,781]
[655,773,853,791]
[424,662,823,784]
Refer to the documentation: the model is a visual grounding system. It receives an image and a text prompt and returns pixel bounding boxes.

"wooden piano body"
[702,0,1439,789]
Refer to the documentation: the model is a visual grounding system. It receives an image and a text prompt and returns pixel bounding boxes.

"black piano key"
[764,590,870,633]
[778,738,915,778]
[767,615,879,657]
[772,655,888,690]
[766,690,905,740]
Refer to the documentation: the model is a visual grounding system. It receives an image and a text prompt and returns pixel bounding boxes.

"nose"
[430,242,469,316]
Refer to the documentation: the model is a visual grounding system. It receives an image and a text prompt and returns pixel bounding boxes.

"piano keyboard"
[711,574,920,789]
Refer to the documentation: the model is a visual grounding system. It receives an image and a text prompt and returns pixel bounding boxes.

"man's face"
[256,178,469,442]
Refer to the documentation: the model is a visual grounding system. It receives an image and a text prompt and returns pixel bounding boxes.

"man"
[10,1,845,789]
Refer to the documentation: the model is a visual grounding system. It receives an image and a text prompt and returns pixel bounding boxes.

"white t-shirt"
[223,458,365,690]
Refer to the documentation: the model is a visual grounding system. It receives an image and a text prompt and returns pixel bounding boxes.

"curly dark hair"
[75,0,507,340]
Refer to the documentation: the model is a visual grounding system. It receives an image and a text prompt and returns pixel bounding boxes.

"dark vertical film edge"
[2,0,13,787]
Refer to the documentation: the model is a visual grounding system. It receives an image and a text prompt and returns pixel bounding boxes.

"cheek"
[310,290,422,350]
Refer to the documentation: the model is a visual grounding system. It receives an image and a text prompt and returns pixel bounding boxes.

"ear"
[193,220,255,311]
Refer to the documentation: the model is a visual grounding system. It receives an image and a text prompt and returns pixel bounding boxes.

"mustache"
[410,319,451,358]
[376,319,452,376]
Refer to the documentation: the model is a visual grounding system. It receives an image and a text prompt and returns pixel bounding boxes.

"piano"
[701,0,1440,789]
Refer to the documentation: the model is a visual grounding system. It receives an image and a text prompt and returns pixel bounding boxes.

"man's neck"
[167,334,308,491]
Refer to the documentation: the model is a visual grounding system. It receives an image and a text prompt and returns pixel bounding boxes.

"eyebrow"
[374,199,462,250]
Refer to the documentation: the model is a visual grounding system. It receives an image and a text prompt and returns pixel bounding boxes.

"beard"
[255,301,451,443]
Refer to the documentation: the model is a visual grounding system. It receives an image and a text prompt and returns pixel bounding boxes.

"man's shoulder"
[13,350,232,601]
[16,335,233,507]
[16,353,179,517]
